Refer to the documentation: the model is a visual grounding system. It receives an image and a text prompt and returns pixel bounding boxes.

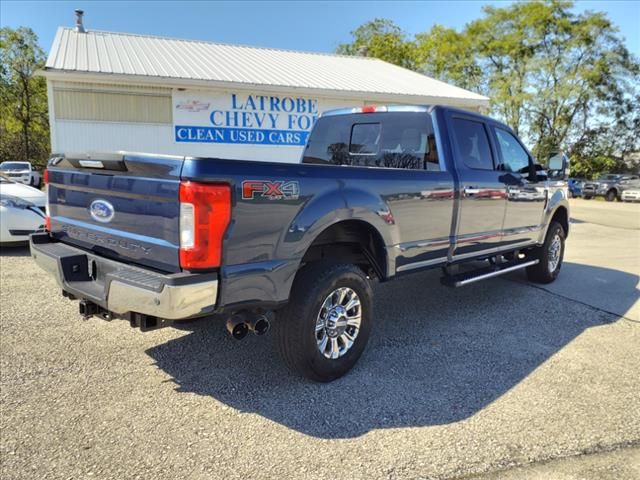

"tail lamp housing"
[179,181,231,270]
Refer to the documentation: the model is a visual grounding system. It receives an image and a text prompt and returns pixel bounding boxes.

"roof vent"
[75,9,85,33]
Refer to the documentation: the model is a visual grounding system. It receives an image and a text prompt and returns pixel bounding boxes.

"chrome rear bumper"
[30,233,218,320]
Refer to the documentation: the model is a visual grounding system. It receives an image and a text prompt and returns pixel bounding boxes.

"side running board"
[441,259,539,288]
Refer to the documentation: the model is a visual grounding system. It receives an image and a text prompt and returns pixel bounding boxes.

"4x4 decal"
[242,180,300,200]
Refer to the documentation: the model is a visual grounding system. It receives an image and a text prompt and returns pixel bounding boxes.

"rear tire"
[275,262,373,382]
[526,221,565,284]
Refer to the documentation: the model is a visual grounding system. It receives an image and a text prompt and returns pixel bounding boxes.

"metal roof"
[45,27,489,107]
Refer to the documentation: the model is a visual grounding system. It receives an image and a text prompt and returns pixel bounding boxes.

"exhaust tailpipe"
[248,314,270,336]
[226,314,249,340]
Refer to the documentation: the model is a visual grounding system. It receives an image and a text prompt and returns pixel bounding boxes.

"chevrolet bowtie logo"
[176,100,210,112]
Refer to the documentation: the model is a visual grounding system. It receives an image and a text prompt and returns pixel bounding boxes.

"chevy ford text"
[31,106,569,382]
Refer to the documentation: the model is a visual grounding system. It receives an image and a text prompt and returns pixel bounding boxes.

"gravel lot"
[1,199,638,479]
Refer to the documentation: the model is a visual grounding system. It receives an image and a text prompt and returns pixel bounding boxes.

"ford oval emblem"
[89,199,115,223]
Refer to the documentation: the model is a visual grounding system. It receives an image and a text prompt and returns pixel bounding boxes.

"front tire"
[605,190,617,202]
[526,221,565,284]
[275,263,373,382]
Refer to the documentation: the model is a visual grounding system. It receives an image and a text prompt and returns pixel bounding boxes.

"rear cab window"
[303,112,440,171]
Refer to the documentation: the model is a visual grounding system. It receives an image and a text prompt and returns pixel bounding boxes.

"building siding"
[49,80,369,162]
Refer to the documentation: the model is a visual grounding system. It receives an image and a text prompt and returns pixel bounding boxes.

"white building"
[43,13,489,163]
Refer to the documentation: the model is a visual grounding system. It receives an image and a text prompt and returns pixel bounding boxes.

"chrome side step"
[441,259,539,288]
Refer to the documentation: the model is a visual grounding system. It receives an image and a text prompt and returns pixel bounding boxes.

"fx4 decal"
[242,180,300,200]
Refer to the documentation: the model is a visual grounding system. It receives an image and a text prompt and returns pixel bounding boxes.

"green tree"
[415,24,483,92]
[0,27,50,169]
[338,1,639,176]
[568,94,640,178]
[337,18,416,69]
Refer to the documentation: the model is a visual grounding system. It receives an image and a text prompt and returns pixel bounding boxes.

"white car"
[621,187,640,202]
[0,176,46,244]
[0,161,42,187]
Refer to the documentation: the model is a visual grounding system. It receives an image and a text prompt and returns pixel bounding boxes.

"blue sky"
[1,0,639,57]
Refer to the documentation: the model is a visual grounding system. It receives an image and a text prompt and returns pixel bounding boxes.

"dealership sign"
[174,91,320,146]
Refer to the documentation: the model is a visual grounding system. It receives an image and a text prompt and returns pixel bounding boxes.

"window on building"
[54,89,172,123]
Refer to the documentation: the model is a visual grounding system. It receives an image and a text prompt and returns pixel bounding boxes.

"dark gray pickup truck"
[582,173,639,201]
[31,105,569,381]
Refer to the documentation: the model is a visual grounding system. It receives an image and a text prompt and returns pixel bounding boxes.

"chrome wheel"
[548,233,562,272]
[315,287,362,359]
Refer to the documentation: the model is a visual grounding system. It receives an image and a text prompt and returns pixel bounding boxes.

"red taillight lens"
[179,181,231,270]
[361,105,377,113]
[43,169,49,184]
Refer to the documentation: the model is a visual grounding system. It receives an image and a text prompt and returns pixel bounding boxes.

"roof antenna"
[75,9,86,33]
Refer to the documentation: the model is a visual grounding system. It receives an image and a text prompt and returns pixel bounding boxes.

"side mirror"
[547,153,569,180]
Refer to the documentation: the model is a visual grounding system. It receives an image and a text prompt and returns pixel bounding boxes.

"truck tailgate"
[47,153,184,273]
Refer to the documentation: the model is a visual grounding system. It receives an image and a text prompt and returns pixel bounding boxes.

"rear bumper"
[30,233,218,320]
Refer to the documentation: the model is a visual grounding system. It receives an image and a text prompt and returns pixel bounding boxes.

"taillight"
[179,181,231,270]
[44,169,51,231]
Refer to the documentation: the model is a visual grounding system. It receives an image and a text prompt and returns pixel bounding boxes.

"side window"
[451,118,494,170]
[494,128,530,174]
[378,115,440,171]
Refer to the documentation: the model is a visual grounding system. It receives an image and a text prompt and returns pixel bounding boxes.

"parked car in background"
[0,176,46,245]
[621,180,640,202]
[567,178,585,198]
[0,161,42,188]
[582,174,639,201]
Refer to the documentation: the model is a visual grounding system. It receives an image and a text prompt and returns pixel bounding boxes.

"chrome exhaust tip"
[250,315,270,336]
[226,315,249,340]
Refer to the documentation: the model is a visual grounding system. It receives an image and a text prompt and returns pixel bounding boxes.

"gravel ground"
[1,200,638,479]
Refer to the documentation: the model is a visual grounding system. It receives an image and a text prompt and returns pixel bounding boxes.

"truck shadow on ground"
[149,262,637,439]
